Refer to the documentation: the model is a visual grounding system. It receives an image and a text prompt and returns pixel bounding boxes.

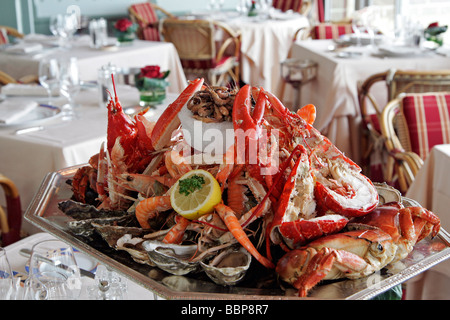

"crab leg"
[150,78,204,150]
[215,203,275,269]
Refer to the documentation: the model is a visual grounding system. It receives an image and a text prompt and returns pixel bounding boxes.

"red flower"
[427,22,439,29]
[115,18,133,32]
[140,65,164,78]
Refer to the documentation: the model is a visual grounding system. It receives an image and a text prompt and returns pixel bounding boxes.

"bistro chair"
[128,2,175,41]
[0,26,23,45]
[379,92,450,194]
[358,69,450,184]
[310,22,353,39]
[0,174,22,246]
[161,18,241,87]
[272,0,312,16]
[0,70,39,86]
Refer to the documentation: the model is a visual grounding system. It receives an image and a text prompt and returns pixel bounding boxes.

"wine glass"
[38,58,60,104]
[49,14,64,46]
[24,239,82,300]
[351,12,366,46]
[0,247,13,300]
[59,13,79,48]
[59,57,80,120]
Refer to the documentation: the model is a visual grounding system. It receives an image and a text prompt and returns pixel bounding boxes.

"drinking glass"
[38,58,60,104]
[0,247,13,300]
[351,13,366,46]
[59,57,80,120]
[59,13,79,48]
[24,239,82,300]
[49,14,64,46]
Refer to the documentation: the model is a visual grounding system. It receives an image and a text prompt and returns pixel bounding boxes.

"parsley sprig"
[178,175,205,196]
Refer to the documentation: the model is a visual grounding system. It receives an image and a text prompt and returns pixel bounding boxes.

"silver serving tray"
[25,165,450,300]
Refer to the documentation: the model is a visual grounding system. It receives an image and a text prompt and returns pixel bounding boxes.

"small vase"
[139,87,167,107]
[116,31,135,45]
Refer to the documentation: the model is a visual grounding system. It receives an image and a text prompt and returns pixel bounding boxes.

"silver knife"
[19,248,96,279]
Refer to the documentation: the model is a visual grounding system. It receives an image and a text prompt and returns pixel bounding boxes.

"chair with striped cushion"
[0,174,22,246]
[311,22,353,39]
[129,2,174,41]
[358,69,450,185]
[0,26,24,45]
[161,19,241,87]
[380,92,450,194]
[272,0,312,15]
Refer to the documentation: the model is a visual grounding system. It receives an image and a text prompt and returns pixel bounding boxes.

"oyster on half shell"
[142,240,200,275]
[200,247,252,286]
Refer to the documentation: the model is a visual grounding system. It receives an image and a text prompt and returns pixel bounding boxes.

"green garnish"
[178,175,205,196]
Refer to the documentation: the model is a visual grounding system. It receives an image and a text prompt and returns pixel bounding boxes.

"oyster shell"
[58,200,127,220]
[374,182,402,205]
[200,247,251,286]
[92,223,153,265]
[142,240,200,275]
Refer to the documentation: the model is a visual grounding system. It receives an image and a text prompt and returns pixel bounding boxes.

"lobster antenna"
[111,73,118,100]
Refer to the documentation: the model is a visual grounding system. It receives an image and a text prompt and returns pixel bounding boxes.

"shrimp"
[135,196,172,229]
[162,216,191,244]
[215,203,275,269]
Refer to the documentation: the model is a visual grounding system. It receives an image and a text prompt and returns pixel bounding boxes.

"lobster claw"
[270,145,348,248]
[150,78,204,150]
[232,84,265,164]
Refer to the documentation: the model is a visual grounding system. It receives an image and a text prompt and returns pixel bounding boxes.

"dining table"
[288,39,450,164]
[0,35,187,94]
[183,10,310,97]
[403,144,450,300]
[0,84,179,235]
[4,231,157,300]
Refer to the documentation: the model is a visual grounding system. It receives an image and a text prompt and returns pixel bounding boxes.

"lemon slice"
[170,169,222,220]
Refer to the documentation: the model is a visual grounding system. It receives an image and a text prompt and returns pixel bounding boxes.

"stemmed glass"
[38,58,60,105]
[59,57,80,120]
[351,12,366,46]
[24,239,82,300]
[0,247,13,300]
[59,13,79,49]
[49,14,64,47]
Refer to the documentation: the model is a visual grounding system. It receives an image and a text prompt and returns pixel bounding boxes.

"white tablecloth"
[0,85,178,234]
[0,36,187,94]
[226,14,309,97]
[4,232,156,300]
[403,144,450,300]
[289,40,450,164]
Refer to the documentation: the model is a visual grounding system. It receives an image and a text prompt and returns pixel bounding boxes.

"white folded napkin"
[1,83,58,97]
[0,99,38,124]
[4,42,43,54]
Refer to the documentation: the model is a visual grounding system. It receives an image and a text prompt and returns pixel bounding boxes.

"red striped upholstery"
[401,93,450,160]
[313,23,353,39]
[272,0,303,12]
[130,3,160,41]
[0,28,9,45]
[181,56,233,70]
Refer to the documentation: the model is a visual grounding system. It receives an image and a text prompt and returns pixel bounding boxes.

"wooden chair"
[0,70,39,86]
[161,19,241,87]
[0,174,22,246]
[272,0,312,16]
[128,2,175,41]
[358,69,450,184]
[310,22,353,39]
[379,92,450,194]
[0,26,24,45]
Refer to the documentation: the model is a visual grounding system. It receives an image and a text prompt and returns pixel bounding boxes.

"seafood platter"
[25,78,450,299]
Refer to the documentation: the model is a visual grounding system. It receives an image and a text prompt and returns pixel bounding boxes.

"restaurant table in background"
[404,144,450,300]
[0,85,178,234]
[5,232,156,299]
[288,39,450,164]
[184,11,309,96]
[0,35,187,94]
